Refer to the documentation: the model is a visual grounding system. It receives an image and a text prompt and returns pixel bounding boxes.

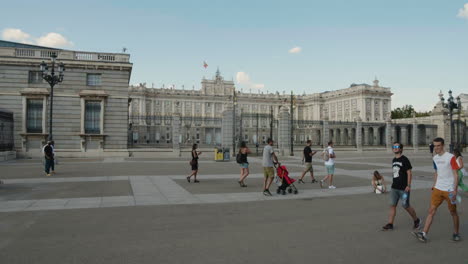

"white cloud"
[2,28,31,43]
[236,71,264,90]
[1,28,73,48]
[36,32,73,48]
[458,3,468,19]
[236,72,251,85]
[288,46,302,54]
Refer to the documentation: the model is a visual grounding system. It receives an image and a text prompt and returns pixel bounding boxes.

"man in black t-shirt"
[298,140,317,184]
[382,142,420,231]
[44,141,54,177]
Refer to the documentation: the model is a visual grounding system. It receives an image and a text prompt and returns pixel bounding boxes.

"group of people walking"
[187,139,337,196]
[380,137,466,243]
[187,136,466,243]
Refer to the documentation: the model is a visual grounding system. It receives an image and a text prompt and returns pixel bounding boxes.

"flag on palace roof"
[203,61,208,69]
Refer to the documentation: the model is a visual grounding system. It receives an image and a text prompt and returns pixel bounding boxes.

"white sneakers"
[328,185,336,189]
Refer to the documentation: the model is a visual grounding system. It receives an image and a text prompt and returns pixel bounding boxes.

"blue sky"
[1,0,468,111]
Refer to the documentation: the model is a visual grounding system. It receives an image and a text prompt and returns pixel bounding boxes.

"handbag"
[189,159,196,166]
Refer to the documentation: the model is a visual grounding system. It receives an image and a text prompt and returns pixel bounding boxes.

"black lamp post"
[440,90,461,153]
[232,89,237,154]
[40,53,65,141]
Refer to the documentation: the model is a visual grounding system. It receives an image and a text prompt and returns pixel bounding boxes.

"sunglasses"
[392,146,401,149]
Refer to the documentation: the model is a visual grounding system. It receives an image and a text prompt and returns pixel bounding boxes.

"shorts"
[263,167,275,179]
[389,188,410,208]
[191,162,198,171]
[430,188,457,213]
[239,163,249,169]
[325,165,335,175]
[303,162,313,173]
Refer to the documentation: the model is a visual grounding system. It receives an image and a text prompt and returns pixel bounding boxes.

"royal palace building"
[129,69,440,151]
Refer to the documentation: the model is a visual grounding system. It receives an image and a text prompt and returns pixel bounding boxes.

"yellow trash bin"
[214,148,223,161]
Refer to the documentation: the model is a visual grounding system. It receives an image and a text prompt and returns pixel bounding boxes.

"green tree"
[391,105,415,119]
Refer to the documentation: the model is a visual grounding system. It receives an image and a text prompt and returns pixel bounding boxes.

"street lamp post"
[440,90,461,153]
[256,113,259,155]
[269,106,273,139]
[40,53,65,141]
[232,89,237,154]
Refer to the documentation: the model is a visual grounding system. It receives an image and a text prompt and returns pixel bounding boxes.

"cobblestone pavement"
[0,151,467,263]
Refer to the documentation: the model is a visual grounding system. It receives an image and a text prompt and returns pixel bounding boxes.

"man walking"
[262,138,278,196]
[298,140,317,184]
[43,141,54,177]
[320,141,336,189]
[413,137,461,242]
[382,142,420,231]
[42,140,56,174]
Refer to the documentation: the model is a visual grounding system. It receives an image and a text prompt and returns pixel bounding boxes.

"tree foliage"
[391,105,431,119]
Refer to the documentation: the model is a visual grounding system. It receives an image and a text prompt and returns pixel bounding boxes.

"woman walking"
[187,144,202,183]
[238,141,252,187]
[454,149,468,191]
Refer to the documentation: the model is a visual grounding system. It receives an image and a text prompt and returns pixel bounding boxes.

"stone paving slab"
[0,181,132,201]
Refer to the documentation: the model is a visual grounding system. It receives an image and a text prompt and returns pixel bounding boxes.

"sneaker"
[452,233,461,242]
[382,223,393,231]
[263,189,272,196]
[328,185,336,189]
[46,174,51,177]
[412,231,427,243]
[413,218,421,230]
[319,180,324,188]
[298,179,305,184]
[311,179,317,183]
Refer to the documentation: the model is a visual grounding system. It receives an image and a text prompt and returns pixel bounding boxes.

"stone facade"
[0,40,133,157]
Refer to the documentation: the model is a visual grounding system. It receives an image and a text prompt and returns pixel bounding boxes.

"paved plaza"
[0,150,467,263]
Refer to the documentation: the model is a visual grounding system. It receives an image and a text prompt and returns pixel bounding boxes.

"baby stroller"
[275,163,298,195]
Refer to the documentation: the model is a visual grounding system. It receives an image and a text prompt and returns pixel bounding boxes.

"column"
[221,105,234,149]
[374,126,380,145]
[356,119,362,152]
[278,107,291,156]
[172,114,181,156]
[412,120,419,153]
[340,129,346,146]
[322,120,329,148]
[401,126,408,145]
[363,127,369,146]
[385,120,392,152]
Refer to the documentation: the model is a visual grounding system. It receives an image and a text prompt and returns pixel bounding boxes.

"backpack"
[322,149,329,161]
[236,153,242,164]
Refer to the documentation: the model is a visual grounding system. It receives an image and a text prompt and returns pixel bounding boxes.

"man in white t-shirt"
[413,137,461,243]
[320,141,336,189]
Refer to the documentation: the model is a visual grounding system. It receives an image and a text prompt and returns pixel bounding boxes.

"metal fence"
[0,110,14,151]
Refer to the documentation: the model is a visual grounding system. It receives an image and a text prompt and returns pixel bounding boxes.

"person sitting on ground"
[372,170,387,194]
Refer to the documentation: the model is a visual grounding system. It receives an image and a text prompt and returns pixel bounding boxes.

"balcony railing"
[8,48,130,63]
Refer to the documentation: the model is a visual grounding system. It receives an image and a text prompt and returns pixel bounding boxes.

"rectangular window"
[87,74,101,86]
[85,101,101,134]
[26,99,43,133]
[28,71,42,84]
